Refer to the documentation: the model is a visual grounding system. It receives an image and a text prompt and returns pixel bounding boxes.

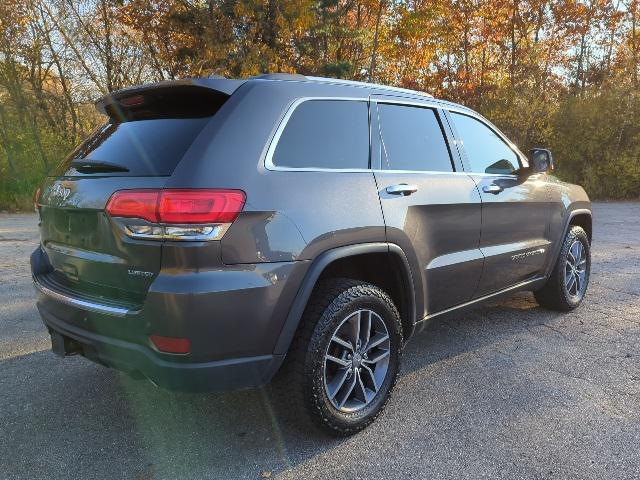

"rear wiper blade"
[71,160,129,173]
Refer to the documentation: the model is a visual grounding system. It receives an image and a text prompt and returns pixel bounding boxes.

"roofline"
[95,74,442,115]
[248,73,435,98]
[305,76,434,98]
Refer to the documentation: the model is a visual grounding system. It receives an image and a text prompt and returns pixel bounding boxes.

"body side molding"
[420,276,546,323]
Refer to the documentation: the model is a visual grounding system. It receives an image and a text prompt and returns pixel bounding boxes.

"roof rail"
[252,73,307,81]
[306,76,434,98]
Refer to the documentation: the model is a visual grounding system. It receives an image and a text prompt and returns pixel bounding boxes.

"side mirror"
[529,148,554,173]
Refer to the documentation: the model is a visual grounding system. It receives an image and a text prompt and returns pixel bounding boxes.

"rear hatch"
[36,82,235,307]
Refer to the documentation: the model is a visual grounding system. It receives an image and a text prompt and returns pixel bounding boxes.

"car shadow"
[400,291,554,376]
[2,291,571,480]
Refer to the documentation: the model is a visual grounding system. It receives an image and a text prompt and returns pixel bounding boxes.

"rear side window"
[59,118,211,176]
[272,100,369,169]
[377,104,453,172]
[449,112,520,175]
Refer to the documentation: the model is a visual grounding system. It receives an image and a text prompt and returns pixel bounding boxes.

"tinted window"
[378,104,453,172]
[57,118,211,176]
[450,112,519,174]
[272,100,369,169]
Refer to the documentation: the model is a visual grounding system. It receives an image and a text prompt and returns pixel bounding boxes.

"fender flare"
[543,207,592,277]
[273,242,417,355]
[567,208,593,239]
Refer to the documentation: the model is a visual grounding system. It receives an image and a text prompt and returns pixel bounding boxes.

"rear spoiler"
[95,78,246,116]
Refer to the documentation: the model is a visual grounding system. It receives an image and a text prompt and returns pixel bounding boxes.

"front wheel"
[282,279,403,436]
[534,225,591,311]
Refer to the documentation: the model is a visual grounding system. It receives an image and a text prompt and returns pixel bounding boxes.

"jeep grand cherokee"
[32,74,592,435]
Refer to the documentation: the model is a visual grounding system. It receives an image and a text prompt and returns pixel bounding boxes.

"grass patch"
[0,179,39,212]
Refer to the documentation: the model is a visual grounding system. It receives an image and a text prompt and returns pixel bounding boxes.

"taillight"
[106,189,245,241]
[158,189,245,224]
[106,190,159,222]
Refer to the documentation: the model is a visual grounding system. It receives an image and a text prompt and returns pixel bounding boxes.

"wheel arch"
[543,207,592,278]
[568,210,592,244]
[273,243,418,356]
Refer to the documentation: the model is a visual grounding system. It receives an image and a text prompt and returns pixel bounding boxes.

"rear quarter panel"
[169,80,387,264]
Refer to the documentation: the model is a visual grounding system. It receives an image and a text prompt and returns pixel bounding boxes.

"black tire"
[280,278,403,436]
[534,225,591,311]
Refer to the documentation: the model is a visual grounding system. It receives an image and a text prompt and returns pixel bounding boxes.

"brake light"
[120,95,145,107]
[106,189,246,241]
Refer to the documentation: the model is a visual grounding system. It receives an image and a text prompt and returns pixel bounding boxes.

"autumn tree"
[0,0,639,208]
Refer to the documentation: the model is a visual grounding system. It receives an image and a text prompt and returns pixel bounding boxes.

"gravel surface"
[1,203,639,479]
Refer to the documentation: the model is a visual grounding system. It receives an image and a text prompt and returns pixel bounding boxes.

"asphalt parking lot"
[1,202,639,480]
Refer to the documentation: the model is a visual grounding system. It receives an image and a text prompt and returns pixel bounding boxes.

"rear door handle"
[386,184,418,196]
[482,184,503,194]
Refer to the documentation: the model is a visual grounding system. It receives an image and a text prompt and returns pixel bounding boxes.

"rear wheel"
[534,225,591,311]
[282,278,403,436]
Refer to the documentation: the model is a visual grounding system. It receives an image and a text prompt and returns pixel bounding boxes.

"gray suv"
[32,74,592,435]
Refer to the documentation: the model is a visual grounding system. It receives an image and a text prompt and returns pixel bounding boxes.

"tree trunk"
[369,0,385,82]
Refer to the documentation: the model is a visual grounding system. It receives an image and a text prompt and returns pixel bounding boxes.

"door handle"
[386,184,418,196]
[482,184,504,194]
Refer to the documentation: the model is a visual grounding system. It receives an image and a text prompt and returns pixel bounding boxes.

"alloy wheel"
[323,309,391,413]
[565,239,587,298]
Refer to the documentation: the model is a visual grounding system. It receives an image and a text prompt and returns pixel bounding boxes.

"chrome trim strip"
[33,276,129,317]
[480,240,551,260]
[123,223,231,241]
[426,248,484,270]
[375,169,518,178]
[465,172,519,179]
[374,170,469,175]
[45,242,126,265]
[422,277,544,321]
[110,217,232,242]
[262,96,527,176]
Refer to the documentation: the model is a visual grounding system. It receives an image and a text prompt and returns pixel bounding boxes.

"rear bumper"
[39,306,283,392]
[31,247,307,392]
[34,274,130,317]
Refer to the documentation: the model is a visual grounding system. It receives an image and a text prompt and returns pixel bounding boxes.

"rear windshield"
[53,87,227,177]
[55,118,211,176]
